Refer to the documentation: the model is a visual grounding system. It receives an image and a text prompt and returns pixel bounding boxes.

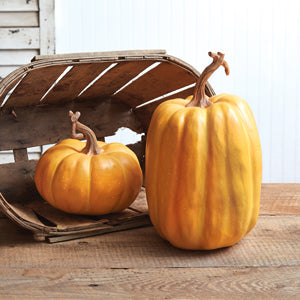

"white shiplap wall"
[55,0,300,183]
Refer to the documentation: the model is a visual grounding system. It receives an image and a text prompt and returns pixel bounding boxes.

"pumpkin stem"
[69,111,103,155]
[186,52,230,108]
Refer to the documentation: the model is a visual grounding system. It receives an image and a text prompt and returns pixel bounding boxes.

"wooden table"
[0,184,299,299]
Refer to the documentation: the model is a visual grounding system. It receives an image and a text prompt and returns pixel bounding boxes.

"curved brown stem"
[69,111,102,155]
[186,52,230,108]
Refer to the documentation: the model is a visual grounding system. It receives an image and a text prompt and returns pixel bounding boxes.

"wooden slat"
[0,0,39,11]
[77,61,155,101]
[29,188,147,229]
[13,148,28,162]
[0,98,142,151]
[42,62,112,104]
[39,0,55,55]
[3,65,67,107]
[0,50,38,65]
[0,28,39,49]
[0,215,299,268]
[134,86,195,130]
[260,183,300,215]
[112,61,197,108]
[0,266,298,299]
[0,160,38,204]
[0,12,39,27]
[32,49,166,62]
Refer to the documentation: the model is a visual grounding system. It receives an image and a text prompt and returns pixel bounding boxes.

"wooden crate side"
[42,62,112,105]
[0,159,38,203]
[3,65,67,107]
[76,60,155,101]
[112,61,197,108]
[0,98,143,151]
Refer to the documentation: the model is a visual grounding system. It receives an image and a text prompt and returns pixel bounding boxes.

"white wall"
[55,0,300,183]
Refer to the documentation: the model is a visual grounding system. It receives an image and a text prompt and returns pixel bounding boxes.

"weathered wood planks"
[3,65,67,107]
[0,0,55,84]
[0,12,39,27]
[0,28,40,49]
[0,215,299,268]
[41,62,112,104]
[0,0,39,12]
[113,61,198,107]
[0,266,298,299]
[0,98,143,151]
[39,0,55,55]
[76,61,155,102]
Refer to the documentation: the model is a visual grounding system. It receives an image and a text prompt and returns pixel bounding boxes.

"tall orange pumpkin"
[34,111,143,215]
[145,52,262,250]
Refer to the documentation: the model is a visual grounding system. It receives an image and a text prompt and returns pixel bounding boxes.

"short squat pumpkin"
[145,52,262,250]
[34,111,143,215]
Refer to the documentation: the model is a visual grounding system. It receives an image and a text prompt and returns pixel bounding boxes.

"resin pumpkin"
[34,111,143,215]
[145,52,262,250]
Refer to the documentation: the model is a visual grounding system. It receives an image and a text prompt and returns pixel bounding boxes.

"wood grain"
[13,148,28,162]
[0,215,298,268]
[0,160,38,203]
[3,65,67,107]
[41,62,112,104]
[0,266,298,299]
[0,98,142,151]
[77,61,155,102]
[113,61,197,108]
[260,183,300,215]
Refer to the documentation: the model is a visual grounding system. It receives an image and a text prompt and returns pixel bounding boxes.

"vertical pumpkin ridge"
[49,152,79,209]
[179,108,208,248]
[146,106,169,237]
[227,105,253,241]
[241,117,255,237]
[157,107,185,242]
[169,109,191,246]
[146,101,185,239]
[86,154,93,214]
[203,106,213,248]
[217,104,233,246]
[227,101,256,237]
[204,105,222,248]
[109,154,127,212]
[216,95,261,236]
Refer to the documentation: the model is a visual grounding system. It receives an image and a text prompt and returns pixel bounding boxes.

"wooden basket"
[0,49,214,242]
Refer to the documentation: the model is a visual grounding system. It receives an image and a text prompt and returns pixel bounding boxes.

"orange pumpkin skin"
[34,113,143,215]
[145,53,262,250]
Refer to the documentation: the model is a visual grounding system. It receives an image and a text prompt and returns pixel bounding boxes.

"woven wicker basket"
[0,49,214,242]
